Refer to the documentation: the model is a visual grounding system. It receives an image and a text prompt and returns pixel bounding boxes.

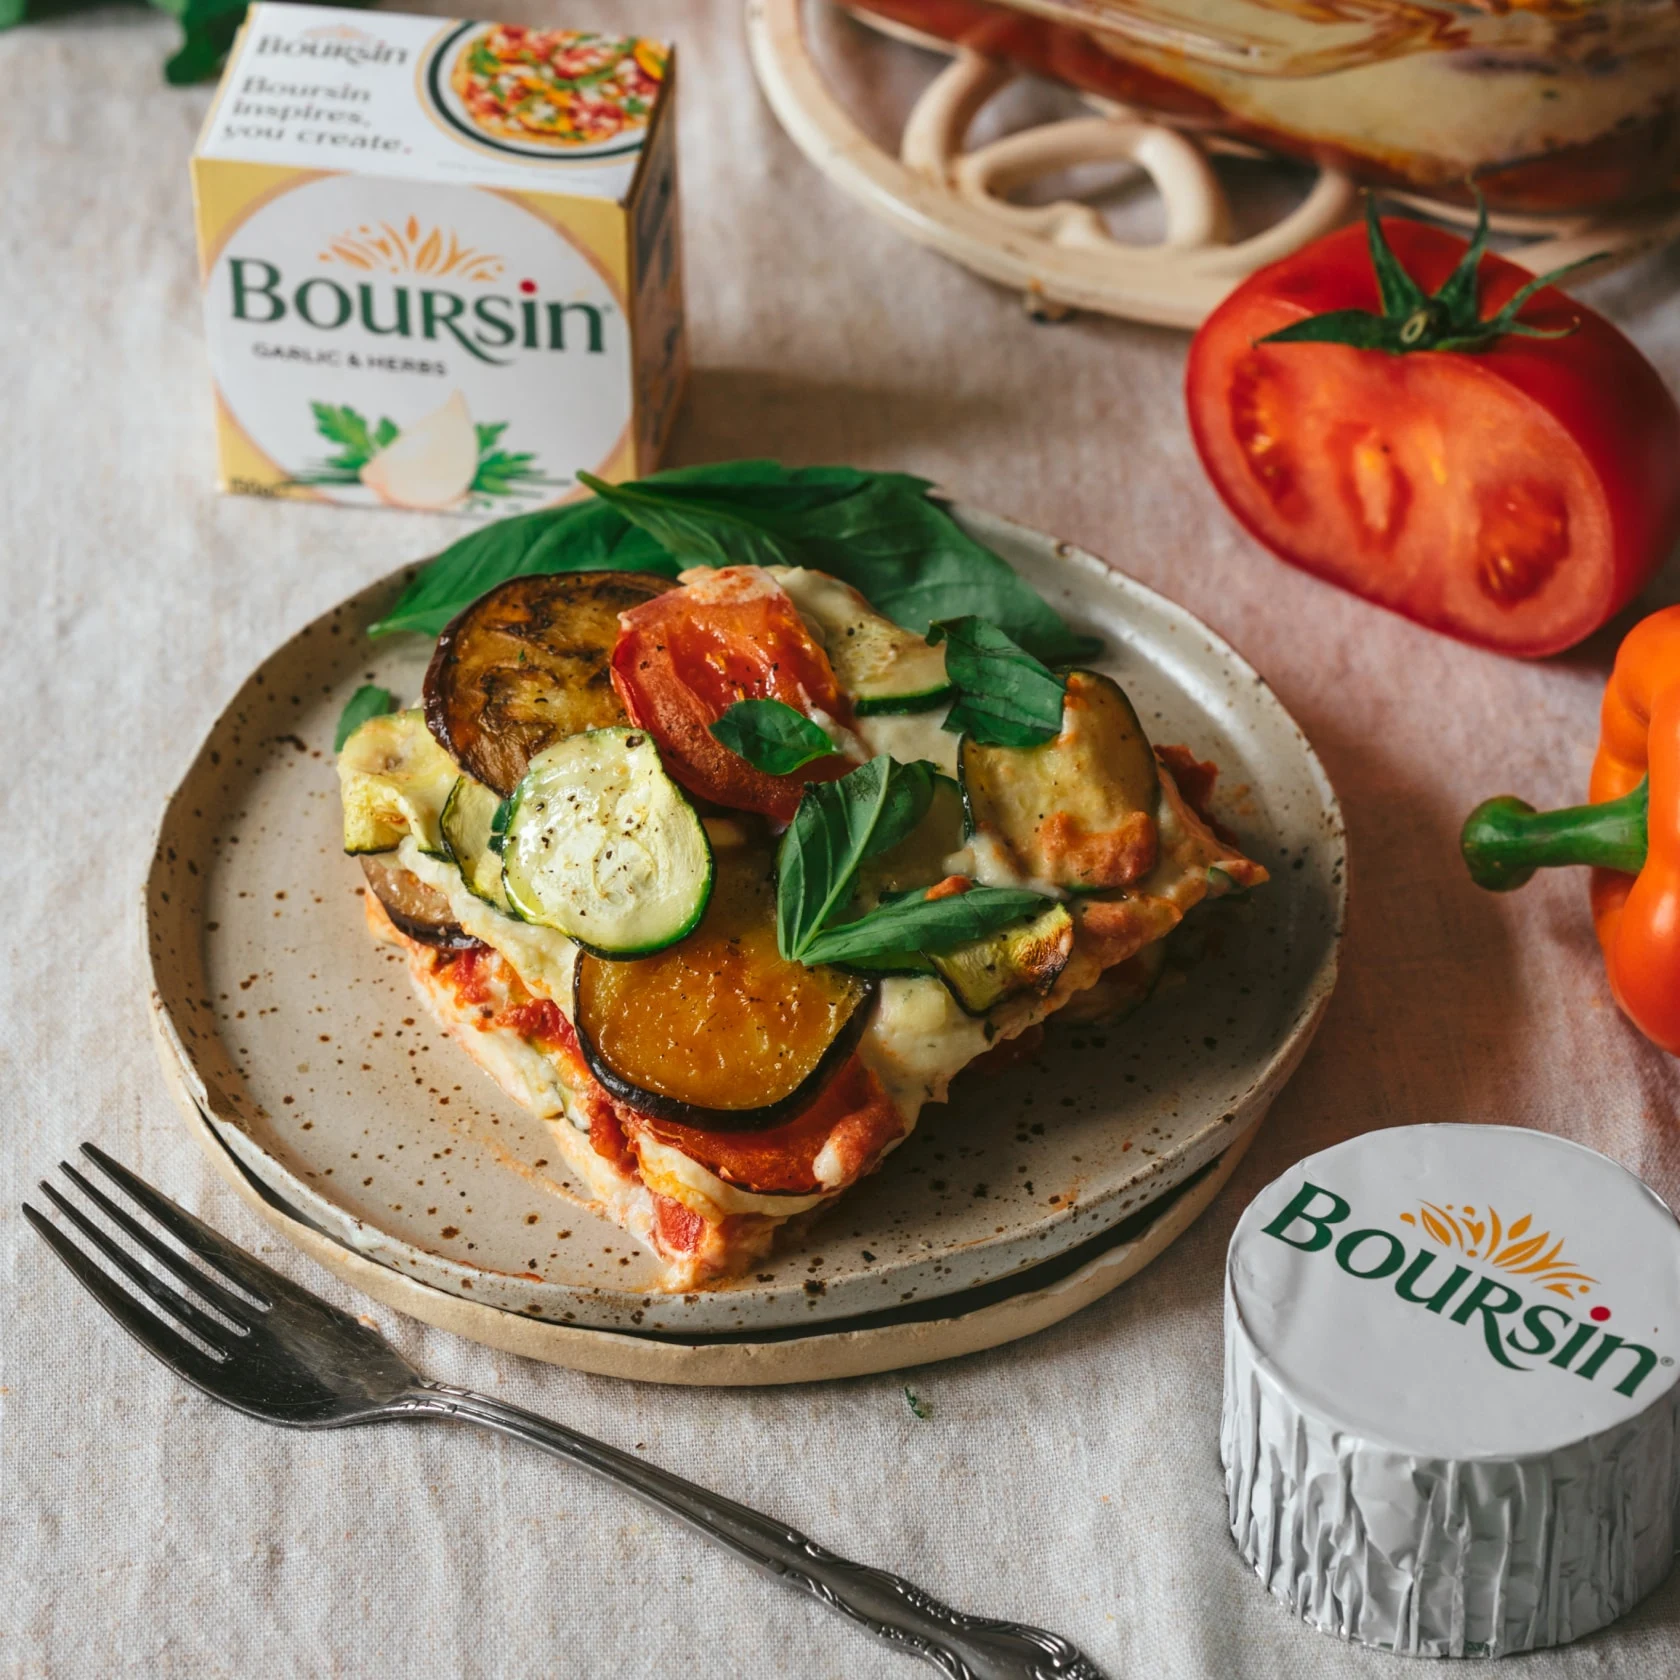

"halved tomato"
[611,566,852,822]
[1186,219,1680,657]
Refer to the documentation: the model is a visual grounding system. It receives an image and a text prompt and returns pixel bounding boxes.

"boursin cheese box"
[190,4,685,515]
[1222,1125,1680,1658]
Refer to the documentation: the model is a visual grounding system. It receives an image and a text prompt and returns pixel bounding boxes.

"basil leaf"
[777,756,936,962]
[368,462,815,638]
[373,460,1100,667]
[333,684,395,752]
[710,699,840,776]
[778,478,1099,665]
[871,761,938,862]
[581,469,1099,666]
[164,0,267,85]
[368,500,678,638]
[929,617,1066,747]
[801,885,1048,966]
[577,468,897,568]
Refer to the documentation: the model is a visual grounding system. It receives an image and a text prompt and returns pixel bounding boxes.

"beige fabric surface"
[5,4,1680,1675]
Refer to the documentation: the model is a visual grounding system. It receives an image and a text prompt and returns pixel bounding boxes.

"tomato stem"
[1460,781,1648,891]
[1257,191,1604,358]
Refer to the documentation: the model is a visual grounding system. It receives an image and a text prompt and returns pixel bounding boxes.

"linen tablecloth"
[5,4,1680,1674]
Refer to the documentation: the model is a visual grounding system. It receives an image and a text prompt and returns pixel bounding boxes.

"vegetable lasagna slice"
[338,559,1265,1290]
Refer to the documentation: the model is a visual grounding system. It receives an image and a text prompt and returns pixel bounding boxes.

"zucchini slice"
[338,708,457,856]
[930,901,1074,1015]
[440,775,514,916]
[501,727,713,957]
[573,846,871,1130]
[960,670,1159,891]
[772,567,952,715]
[423,570,671,798]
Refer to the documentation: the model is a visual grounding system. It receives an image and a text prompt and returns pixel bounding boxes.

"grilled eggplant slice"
[338,708,458,856]
[423,570,671,798]
[930,901,1074,1015]
[960,670,1159,891]
[573,845,870,1130]
[360,856,477,949]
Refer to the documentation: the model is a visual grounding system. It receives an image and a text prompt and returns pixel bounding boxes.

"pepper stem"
[1460,780,1648,892]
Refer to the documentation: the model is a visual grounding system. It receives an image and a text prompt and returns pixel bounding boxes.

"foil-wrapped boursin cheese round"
[1222,1124,1680,1657]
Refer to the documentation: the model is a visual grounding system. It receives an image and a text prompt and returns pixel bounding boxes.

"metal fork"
[26,1144,1104,1680]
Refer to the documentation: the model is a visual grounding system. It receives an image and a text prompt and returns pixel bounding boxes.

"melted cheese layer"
[397,839,881,1216]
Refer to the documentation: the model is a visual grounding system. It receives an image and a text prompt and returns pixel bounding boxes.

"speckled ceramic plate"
[144,503,1343,1343]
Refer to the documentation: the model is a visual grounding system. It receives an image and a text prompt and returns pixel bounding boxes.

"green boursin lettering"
[224,261,611,366]
[230,257,284,324]
[1575,1332,1661,1398]
[1449,1277,1526,1371]
[419,290,504,366]
[1260,1182,1349,1252]
[1258,1180,1664,1396]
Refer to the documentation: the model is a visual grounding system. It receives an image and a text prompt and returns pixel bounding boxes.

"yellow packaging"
[191,4,685,515]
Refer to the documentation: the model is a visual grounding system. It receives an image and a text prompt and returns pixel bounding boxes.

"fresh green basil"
[579,468,1098,665]
[776,756,936,962]
[369,461,873,638]
[775,751,1052,969]
[801,885,1048,968]
[332,684,395,752]
[929,617,1066,746]
[2,0,378,86]
[374,460,1100,661]
[574,467,925,569]
[710,699,841,776]
[367,499,676,638]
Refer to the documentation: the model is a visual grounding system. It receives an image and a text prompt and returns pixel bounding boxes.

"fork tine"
[78,1142,278,1306]
[58,1165,262,1327]
[38,1181,245,1349]
[24,1204,228,1386]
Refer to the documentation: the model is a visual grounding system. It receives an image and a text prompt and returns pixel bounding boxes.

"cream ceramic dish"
[144,503,1343,1353]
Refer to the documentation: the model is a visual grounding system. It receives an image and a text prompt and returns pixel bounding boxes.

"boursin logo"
[1266,1182,1663,1398]
[223,220,610,368]
[256,26,407,67]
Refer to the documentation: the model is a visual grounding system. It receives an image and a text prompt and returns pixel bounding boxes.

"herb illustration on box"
[294,393,553,512]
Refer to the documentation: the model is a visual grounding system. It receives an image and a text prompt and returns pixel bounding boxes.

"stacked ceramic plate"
[144,504,1342,1383]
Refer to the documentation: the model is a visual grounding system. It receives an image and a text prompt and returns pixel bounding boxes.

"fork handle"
[405,1383,1105,1680]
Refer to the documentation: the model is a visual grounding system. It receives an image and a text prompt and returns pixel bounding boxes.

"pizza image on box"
[449,25,667,150]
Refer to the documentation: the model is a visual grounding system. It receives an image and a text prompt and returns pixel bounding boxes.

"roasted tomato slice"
[610,566,851,821]
[1186,219,1680,657]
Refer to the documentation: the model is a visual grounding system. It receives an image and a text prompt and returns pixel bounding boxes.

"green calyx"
[1460,780,1648,892]
[1258,192,1604,357]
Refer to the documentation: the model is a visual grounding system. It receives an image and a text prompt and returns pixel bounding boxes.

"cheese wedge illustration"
[360,391,478,510]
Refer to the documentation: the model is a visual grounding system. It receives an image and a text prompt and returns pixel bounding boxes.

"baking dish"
[858,0,1680,211]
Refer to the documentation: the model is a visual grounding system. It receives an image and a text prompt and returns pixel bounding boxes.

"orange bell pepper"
[1588,607,1680,1052]
[1461,605,1680,1053]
